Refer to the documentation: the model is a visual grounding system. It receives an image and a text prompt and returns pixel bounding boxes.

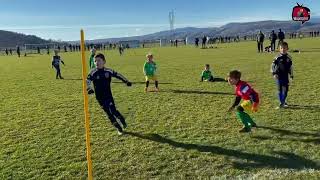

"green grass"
[0,38,319,179]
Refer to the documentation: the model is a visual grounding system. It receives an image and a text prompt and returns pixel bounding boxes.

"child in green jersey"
[200,64,214,82]
[143,53,159,92]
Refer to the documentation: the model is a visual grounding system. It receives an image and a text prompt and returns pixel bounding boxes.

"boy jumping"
[87,53,132,135]
[200,64,214,82]
[51,50,65,79]
[144,53,159,92]
[227,70,259,133]
[271,42,293,109]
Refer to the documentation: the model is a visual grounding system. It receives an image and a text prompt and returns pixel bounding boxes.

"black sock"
[112,122,123,132]
[146,81,149,88]
[155,81,159,88]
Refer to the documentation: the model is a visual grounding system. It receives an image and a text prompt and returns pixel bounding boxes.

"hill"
[0,30,52,47]
[89,19,320,43]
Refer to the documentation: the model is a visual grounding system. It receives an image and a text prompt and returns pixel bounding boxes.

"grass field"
[0,38,319,179]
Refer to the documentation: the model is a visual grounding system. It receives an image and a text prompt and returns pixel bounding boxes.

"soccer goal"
[24,43,60,55]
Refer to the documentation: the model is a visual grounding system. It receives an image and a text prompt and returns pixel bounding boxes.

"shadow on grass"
[125,132,320,170]
[252,126,320,145]
[63,78,82,81]
[258,126,320,137]
[253,135,320,145]
[286,104,320,111]
[169,89,234,95]
[112,81,174,85]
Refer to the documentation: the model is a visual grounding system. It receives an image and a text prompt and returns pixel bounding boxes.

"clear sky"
[0,0,318,41]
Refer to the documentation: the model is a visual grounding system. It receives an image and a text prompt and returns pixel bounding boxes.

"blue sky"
[0,0,318,41]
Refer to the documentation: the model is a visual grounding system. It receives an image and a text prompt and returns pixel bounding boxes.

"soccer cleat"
[239,127,251,133]
[60,77,64,79]
[283,103,289,108]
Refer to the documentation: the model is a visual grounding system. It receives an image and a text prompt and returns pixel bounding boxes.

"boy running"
[227,70,259,133]
[200,64,214,82]
[51,50,65,79]
[87,53,132,135]
[143,53,159,92]
[271,42,293,109]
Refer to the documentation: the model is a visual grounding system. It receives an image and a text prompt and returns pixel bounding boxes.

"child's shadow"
[125,132,320,170]
[286,104,320,111]
[252,126,320,145]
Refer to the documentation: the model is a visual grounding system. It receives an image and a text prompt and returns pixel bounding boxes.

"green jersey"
[89,54,96,69]
[144,61,157,76]
[201,70,213,80]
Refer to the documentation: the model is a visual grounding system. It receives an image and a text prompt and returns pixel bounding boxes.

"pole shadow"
[125,132,320,170]
[169,89,234,95]
[112,81,174,85]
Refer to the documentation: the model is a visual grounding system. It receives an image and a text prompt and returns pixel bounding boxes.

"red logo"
[292,3,311,24]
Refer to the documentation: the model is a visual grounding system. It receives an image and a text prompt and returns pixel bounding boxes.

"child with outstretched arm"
[227,70,259,133]
[87,53,132,135]
[51,50,65,79]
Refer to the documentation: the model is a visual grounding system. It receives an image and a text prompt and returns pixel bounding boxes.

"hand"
[273,74,278,79]
[87,89,94,95]
[252,103,259,112]
[126,82,132,87]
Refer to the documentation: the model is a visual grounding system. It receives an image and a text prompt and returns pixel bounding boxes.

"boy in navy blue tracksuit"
[86,53,132,135]
[51,50,65,79]
[271,42,293,109]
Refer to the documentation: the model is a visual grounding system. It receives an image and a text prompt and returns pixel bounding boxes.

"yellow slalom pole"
[80,29,93,180]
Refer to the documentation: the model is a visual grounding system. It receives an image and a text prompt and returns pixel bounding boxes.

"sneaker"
[117,130,123,135]
[239,127,251,133]
[283,103,289,108]
[60,77,64,79]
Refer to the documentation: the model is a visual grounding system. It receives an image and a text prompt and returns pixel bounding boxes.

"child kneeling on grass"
[227,70,259,133]
[200,64,214,82]
[87,53,132,135]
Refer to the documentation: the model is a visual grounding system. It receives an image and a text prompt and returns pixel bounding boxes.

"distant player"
[256,31,265,53]
[86,53,132,135]
[9,48,12,55]
[271,42,293,109]
[227,70,259,133]
[143,53,159,92]
[269,30,277,52]
[89,48,96,69]
[46,46,50,55]
[16,46,21,58]
[200,64,214,82]
[277,29,285,49]
[51,50,65,79]
[5,48,8,55]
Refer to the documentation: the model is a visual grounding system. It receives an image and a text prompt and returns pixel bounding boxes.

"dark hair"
[95,53,106,61]
[205,64,210,67]
[279,42,289,48]
[229,70,241,80]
